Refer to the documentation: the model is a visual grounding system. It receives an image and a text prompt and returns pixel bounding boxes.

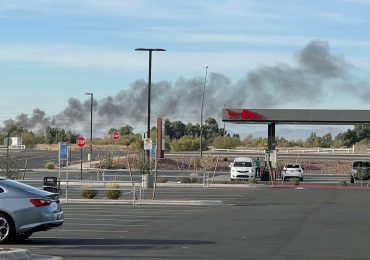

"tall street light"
[200,66,208,157]
[85,92,93,168]
[135,48,166,160]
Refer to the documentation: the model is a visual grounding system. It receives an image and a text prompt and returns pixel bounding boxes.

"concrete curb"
[0,248,31,260]
[60,198,223,206]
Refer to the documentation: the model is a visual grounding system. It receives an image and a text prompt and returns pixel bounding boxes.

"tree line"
[1,119,369,150]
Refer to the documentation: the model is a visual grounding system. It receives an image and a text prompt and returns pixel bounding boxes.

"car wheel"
[14,231,33,241]
[0,213,15,244]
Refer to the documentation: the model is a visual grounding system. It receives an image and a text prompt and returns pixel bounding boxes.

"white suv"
[281,163,304,181]
[230,157,256,181]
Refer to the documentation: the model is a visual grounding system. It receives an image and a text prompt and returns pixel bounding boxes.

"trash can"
[43,177,59,193]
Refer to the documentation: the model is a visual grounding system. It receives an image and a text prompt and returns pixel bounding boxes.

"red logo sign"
[76,136,86,148]
[226,109,262,120]
[112,132,120,140]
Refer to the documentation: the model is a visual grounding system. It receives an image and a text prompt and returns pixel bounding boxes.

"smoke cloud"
[1,39,366,133]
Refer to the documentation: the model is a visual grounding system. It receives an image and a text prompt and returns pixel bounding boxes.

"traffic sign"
[76,136,86,148]
[112,131,120,140]
[59,142,68,161]
[144,138,152,150]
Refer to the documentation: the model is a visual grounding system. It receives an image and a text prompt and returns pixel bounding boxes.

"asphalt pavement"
[2,187,370,259]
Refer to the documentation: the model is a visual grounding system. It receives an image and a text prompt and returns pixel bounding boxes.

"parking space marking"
[65,217,159,222]
[51,229,128,233]
[64,223,148,227]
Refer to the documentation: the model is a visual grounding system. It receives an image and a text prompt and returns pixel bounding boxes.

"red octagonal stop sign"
[112,131,120,140]
[76,136,86,148]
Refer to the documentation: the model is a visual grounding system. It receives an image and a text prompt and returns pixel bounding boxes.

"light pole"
[200,66,208,157]
[85,92,93,167]
[135,48,166,160]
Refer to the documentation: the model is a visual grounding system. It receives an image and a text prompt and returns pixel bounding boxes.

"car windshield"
[234,162,252,167]
[353,161,370,168]
[286,164,300,168]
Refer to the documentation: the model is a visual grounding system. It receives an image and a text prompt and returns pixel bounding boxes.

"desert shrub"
[135,154,150,174]
[45,162,56,170]
[212,136,241,149]
[177,173,198,183]
[1,156,20,179]
[99,151,117,169]
[338,180,348,186]
[289,178,300,185]
[354,167,369,180]
[105,184,121,199]
[81,185,98,199]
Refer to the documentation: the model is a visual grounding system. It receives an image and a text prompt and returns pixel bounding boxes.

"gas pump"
[262,149,277,181]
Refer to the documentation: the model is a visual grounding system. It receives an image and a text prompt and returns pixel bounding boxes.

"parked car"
[230,157,256,181]
[281,163,304,181]
[0,177,64,243]
[350,161,370,183]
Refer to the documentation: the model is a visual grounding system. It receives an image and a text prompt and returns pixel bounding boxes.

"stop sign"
[112,132,120,140]
[76,136,86,148]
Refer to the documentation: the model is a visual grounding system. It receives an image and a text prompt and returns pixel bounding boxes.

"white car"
[281,164,304,181]
[230,157,256,181]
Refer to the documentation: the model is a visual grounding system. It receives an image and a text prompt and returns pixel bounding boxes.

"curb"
[0,248,31,260]
[60,198,223,206]
[266,184,370,190]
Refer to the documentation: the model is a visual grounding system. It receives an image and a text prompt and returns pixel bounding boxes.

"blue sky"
[0,0,370,137]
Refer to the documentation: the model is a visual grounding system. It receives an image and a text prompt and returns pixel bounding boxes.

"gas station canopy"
[222,109,370,125]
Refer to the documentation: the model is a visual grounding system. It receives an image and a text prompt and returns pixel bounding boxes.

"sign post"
[58,142,68,194]
[4,137,12,176]
[76,136,86,180]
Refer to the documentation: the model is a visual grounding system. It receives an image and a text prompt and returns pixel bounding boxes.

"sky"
[0,0,370,138]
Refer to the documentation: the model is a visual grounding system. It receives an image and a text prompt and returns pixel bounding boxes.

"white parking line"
[51,229,128,233]
[65,217,159,222]
[65,223,148,227]
[63,214,164,218]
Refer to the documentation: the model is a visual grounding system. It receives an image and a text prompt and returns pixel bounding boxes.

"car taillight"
[30,199,52,207]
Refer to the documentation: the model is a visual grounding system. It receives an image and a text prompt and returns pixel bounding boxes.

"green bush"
[289,178,300,185]
[338,180,348,186]
[81,185,98,199]
[105,184,121,199]
[170,136,206,152]
[212,136,241,149]
[45,162,56,170]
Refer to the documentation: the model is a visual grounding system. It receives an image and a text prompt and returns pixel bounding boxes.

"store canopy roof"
[222,109,370,125]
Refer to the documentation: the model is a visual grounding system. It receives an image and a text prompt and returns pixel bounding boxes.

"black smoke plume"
[1,40,364,132]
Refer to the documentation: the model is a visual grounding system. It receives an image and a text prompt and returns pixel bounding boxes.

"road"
[2,187,370,259]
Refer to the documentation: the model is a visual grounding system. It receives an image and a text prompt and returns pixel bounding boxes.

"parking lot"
[2,186,370,259]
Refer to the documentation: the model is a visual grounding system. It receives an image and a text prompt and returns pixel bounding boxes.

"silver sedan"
[0,177,63,243]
